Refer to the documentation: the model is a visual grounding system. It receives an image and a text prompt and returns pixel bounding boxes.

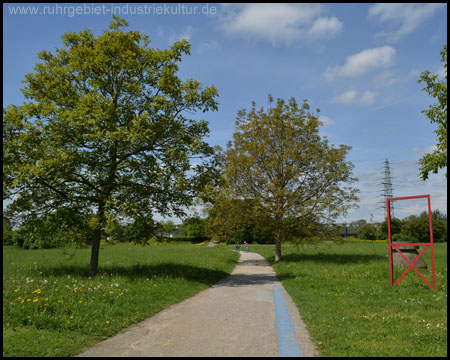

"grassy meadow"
[3,240,447,357]
[3,243,239,357]
[251,241,447,357]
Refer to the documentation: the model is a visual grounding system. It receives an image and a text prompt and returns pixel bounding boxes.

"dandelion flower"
[106,321,110,324]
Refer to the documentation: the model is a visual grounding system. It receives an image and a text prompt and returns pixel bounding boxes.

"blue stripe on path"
[273,286,302,357]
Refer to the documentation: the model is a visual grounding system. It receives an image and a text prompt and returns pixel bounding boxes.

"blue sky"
[3,3,447,224]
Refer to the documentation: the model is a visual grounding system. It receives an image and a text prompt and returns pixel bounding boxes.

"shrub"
[378,217,402,240]
[391,233,417,243]
[403,215,447,243]
[358,223,377,240]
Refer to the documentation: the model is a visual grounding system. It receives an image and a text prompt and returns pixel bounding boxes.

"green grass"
[3,243,239,357]
[251,241,447,357]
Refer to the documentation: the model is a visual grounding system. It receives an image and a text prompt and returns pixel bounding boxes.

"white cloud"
[197,40,221,54]
[332,90,358,104]
[218,3,342,44]
[325,46,396,80]
[332,90,378,105]
[368,3,444,43]
[436,64,447,79]
[360,91,378,105]
[318,115,335,139]
[168,25,194,44]
[375,70,401,87]
[412,144,437,156]
[308,16,343,38]
[318,115,334,126]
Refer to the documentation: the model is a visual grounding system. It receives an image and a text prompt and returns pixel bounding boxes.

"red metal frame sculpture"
[387,195,436,290]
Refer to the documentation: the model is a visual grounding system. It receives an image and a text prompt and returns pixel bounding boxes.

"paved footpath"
[76,251,318,357]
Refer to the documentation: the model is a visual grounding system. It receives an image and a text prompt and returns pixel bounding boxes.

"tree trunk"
[274,218,283,262]
[89,205,105,277]
[89,229,101,277]
[275,238,282,262]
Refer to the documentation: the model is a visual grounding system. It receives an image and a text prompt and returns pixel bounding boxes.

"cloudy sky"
[3,3,447,223]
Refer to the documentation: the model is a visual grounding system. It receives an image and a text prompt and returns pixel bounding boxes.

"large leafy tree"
[3,16,220,276]
[222,95,359,261]
[417,44,447,180]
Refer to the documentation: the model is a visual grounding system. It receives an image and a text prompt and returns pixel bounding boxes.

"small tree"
[221,95,359,261]
[184,217,207,242]
[417,44,447,180]
[161,220,176,236]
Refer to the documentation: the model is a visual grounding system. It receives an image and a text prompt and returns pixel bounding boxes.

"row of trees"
[6,206,446,251]
[356,210,447,243]
[3,212,209,249]
[3,16,446,276]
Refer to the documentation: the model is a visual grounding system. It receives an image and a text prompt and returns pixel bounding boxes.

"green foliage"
[205,197,274,244]
[184,217,208,243]
[417,44,447,180]
[3,215,15,246]
[378,217,402,240]
[357,223,377,240]
[6,209,95,249]
[104,214,126,243]
[3,17,220,275]
[161,220,176,235]
[123,216,159,245]
[402,212,447,243]
[391,232,416,243]
[374,210,447,243]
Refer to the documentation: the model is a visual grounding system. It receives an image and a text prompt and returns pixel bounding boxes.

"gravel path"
[76,251,318,357]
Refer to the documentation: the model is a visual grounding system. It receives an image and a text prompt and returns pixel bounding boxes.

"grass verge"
[3,243,239,357]
[251,241,447,357]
